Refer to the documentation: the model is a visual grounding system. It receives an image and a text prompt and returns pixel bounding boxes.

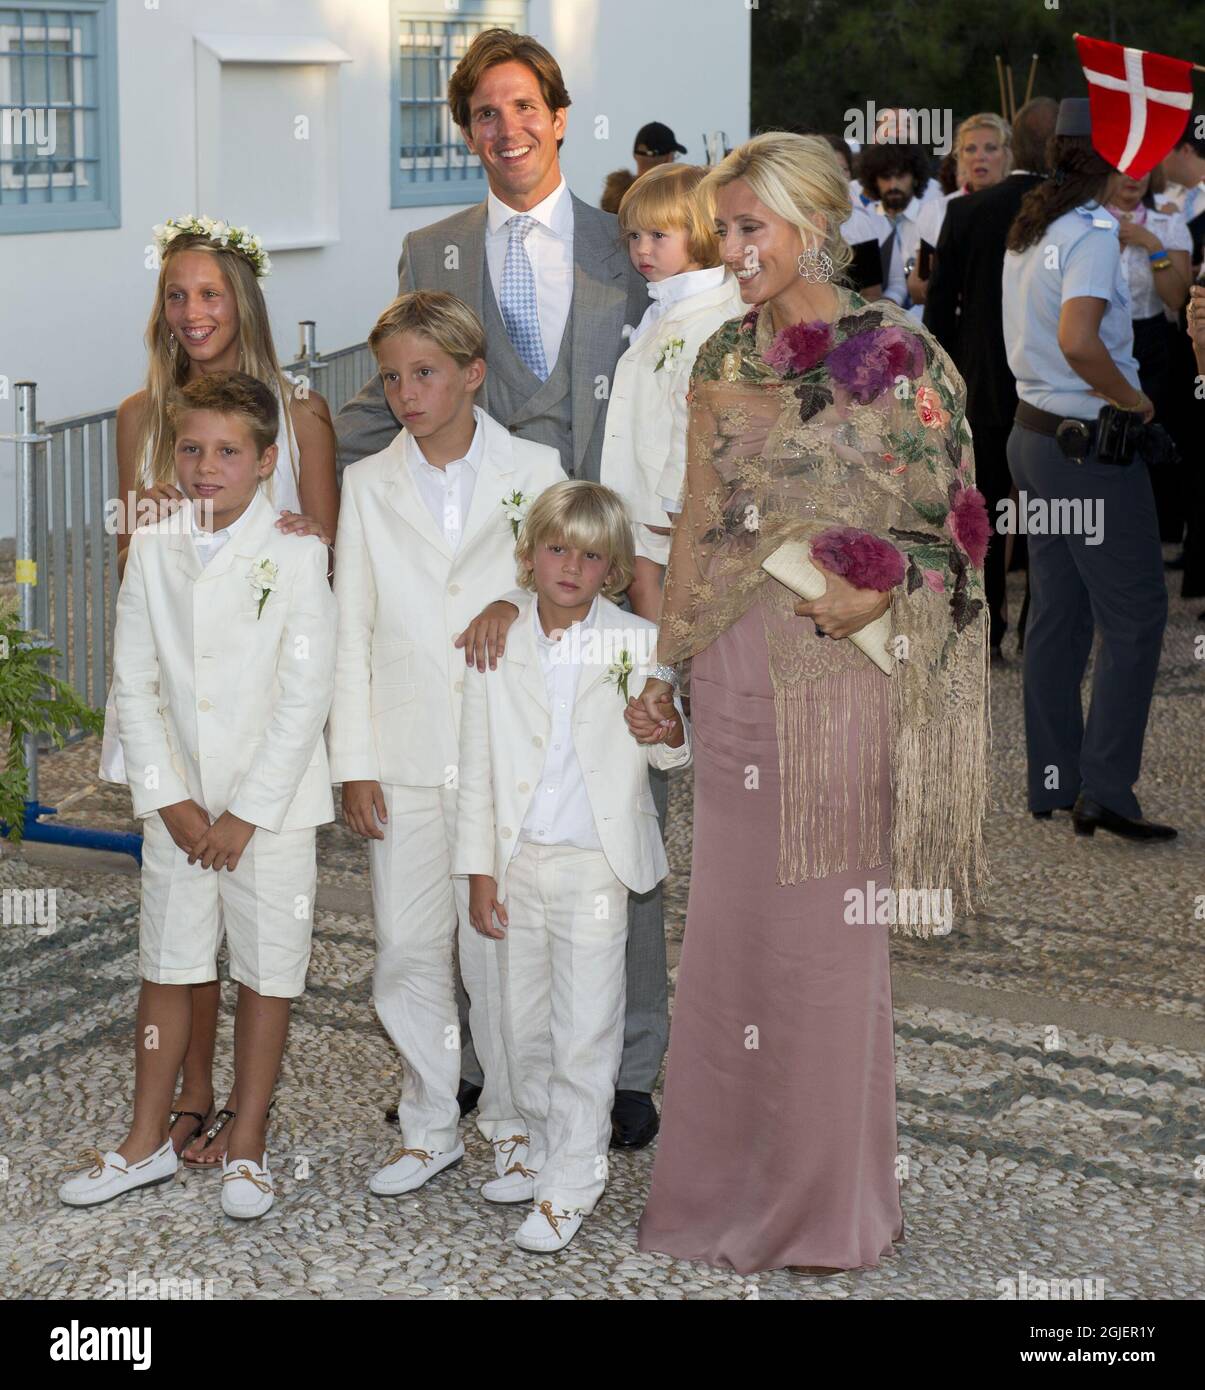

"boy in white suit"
[601,163,744,620]
[329,292,565,1196]
[60,373,336,1220]
[455,481,690,1252]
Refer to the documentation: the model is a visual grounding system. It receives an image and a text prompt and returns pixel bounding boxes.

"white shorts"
[633,521,672,566]
[138,812,317,998]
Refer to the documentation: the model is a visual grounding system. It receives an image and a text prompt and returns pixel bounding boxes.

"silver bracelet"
[651,663,680,689]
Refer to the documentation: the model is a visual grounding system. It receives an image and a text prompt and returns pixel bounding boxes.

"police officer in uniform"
[1002,98,1175,841]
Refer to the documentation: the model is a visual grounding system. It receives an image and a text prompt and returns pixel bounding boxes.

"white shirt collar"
[879,195,923,225]
[189,489,260,543]
[646,264,727,307]
[532,592,600,648]
[405,406,485,476]
[487,176,572,239]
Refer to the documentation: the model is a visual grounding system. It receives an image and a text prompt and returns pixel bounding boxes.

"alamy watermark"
[842,879,952,934]
[843,103,952,156]
[996,491,1103,545]
[1,106,57,158]
[2,887,57,936]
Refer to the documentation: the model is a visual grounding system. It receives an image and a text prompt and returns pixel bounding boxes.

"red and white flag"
[1075,35,1193,179]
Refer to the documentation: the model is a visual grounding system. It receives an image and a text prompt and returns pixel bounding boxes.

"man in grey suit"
[337,28,668,1147]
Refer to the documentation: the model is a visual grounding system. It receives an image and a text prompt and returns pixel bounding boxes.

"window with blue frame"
[0,0,119,232]
[391,0,526,209]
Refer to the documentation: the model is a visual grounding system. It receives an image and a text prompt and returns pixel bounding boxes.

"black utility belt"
[1015,400,1138,464]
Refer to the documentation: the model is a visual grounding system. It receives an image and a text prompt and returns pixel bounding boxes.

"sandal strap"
[203,1109,236,1142]
[169,1110,207,1128]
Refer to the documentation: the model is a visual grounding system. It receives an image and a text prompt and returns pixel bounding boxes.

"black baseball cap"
[634,121,687,157]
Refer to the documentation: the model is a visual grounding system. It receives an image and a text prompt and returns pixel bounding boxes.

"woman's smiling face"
[714,178,806,306]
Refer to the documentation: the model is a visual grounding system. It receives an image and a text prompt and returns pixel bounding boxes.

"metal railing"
[5,321,375,793]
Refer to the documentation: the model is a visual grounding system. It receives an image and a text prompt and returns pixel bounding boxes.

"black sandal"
[168,1108,209,1156]
[182,1101,273,1170]
[183,1108,236,1170]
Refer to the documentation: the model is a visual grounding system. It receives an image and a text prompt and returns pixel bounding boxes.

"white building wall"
[0,0,749,535]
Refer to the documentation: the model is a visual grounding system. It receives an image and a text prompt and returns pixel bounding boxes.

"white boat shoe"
[514,1201,584,1253]
[369,1141,464,1196]
[481,1161,539,1204]
[491,1132,531,1177]
[59,1141,176,1207]
[220,1153,275,1219]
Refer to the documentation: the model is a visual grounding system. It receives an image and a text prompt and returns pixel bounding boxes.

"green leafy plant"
[0,606,103,843]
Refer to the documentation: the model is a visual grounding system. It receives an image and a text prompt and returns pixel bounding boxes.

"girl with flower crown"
[630,134,990,1276]
[105,216,339,1168]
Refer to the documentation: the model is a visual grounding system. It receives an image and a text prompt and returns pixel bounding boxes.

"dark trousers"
[974,422,1014,650]
[1007,423,1167,818]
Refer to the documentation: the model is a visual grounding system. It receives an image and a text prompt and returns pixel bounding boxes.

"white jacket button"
[517,781,530,793]
[198,699,212,711]
[448,582,461,596]
[532,735,543,748]
[501,827,512,839]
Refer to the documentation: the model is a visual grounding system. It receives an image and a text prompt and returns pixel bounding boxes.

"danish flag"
[1074,35,1194,179]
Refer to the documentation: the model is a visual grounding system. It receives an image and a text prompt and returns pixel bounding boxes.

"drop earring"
[797,246,835,283]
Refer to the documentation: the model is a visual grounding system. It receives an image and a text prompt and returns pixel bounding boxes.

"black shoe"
[990,646,1008,669]
[1071,796,1177,841]
[610,1091,659,1149]
[1031,803,1075,820]
[457,1079,483,1117]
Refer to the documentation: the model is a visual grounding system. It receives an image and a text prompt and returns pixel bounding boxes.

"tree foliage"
[752,0,1204,142]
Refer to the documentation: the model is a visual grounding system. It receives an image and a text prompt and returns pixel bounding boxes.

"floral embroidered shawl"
[658,289,990,928]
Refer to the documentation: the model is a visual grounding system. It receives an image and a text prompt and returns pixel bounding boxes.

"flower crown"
[152,215,272,277]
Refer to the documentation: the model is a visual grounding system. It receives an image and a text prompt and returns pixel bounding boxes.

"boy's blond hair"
[618,163,720,268]
[368,290,487,366]
[516,481,635,598]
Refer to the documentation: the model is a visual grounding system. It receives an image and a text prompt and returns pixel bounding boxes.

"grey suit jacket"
[335,192,648,481]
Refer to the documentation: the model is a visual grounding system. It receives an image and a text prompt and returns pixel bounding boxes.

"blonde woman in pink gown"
[633,133,990,1275]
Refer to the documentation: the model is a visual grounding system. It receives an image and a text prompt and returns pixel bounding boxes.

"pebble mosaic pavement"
[1,571,1202,1300]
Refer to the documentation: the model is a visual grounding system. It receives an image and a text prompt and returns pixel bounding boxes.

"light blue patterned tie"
[500,214,548,381]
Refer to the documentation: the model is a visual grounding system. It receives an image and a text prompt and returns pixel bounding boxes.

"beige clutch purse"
[762,541,895,675]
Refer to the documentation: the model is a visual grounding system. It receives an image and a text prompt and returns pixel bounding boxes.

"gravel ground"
[1,568,1202,1301]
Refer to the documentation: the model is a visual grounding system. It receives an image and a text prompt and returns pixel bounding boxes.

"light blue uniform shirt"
[1002,204,1141,420]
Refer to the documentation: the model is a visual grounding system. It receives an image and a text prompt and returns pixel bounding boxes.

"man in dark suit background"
[925,97,1059,660]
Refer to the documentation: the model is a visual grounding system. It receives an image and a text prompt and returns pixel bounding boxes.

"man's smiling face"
[461,59,567,209]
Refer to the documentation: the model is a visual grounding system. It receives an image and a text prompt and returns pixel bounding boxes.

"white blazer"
[600,272,745,524]
[328,408,565,788]
[113,489,337,832]
[453,593,691,897]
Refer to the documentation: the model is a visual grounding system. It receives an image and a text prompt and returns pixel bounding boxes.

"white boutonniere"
[605,649,634,701]
[502,489,532,539]
[247,558,279,619]
[653,336,686,373]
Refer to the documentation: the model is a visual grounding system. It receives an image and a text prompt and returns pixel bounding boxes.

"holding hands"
[628,680,685,746]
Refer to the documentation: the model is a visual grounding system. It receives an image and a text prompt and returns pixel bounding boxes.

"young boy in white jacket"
[455,481,690,1253]
[60,372,337,1220]
[329,292,565,1196]
[600,163,744,620]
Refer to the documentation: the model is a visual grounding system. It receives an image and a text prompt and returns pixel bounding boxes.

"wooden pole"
[1006,64,1018,123]
[1023,54,1038,106]
[1071,32,1205,75]
[996,55,1008,118]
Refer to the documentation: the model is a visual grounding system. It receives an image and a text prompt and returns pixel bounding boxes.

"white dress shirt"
[486,177,575,373]
[628,263,729,346]
[1112,206,1192,320]
[519,596,603,853]
[189,492,258,568]
[877,196,924,317]
[403,406,485,552]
